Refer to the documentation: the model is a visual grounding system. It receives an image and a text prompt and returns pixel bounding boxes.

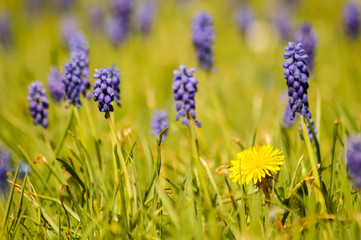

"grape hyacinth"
[172,65,201,127]
[343,1,360,38]
[48,66,65,103]
[151,110,169,141]
[283,42,316,140]
[294,24,316,72]
[107,0,132,44]
[346,135,361,188]
[191,11,215,71]
[236,6,254,37]
[0,147,10,195]
[137,0,155,35]
[92,65,121,118]
[62,52,91,108]
[27,82,49,128]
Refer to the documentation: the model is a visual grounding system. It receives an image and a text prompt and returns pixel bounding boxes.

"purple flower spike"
[0,147,10,195]
[151,110,169,141]
[282,42,316,140]
[62,52,90,108]
[92,64,121,118]
[27,82,50,128]
[172,65,201,128]
[344,1,360,39]
[48,66,65,103]
[191,11,215,71]
[347,135,361,188]
[294,23,316,72]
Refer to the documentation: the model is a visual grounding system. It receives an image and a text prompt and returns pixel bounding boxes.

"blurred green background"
[0,0,361,239]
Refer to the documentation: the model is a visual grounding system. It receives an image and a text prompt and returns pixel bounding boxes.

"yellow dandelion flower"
[229,144,284,185]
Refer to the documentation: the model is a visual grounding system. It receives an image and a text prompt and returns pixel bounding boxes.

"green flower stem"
[188,122,212,208]
[84,100,97,138]
[73,106,95,184]
[54,108,74,156]
[107,113,133,200]
[73,106,86,145]
[300,115,326,213]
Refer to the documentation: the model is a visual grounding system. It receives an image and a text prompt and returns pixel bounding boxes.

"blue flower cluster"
[151,110,169,141]
[283,42,316,141]
[172,65,201,128]
[48,66,65,103]
[0,147,10,195]
[107,0,132,44]
[92,65,121,118]
[62,51,91,108]
[294,24,317,72]
[191,11,215,71]
[27,82,49,128]
[343,1,360,38]
[347,135,361,188]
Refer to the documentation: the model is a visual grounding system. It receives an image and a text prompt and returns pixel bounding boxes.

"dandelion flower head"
[229,145,284,185]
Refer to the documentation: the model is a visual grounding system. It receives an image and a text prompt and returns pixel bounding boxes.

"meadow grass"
[0,0,361,239]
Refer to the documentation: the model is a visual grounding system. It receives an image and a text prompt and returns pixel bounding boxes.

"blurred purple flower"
[347,135,361,188]
[58,0,74,12]
[48,66,65,103]
[282,105,296,128]
[0,12,12,49]
[151,110,169,141]
[137,0,155,35]
[89,5,104,31]
[68,32,89,54]
[106,0,132,44]
[60,15,79,46]
[236,6,253,37]
[294,23,316,72]
[191,11,215,71]
[274,10,292,41]
[343,1,360,38]
[0,147,10,195]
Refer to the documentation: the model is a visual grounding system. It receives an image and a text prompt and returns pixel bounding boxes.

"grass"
[0,0,361,239]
